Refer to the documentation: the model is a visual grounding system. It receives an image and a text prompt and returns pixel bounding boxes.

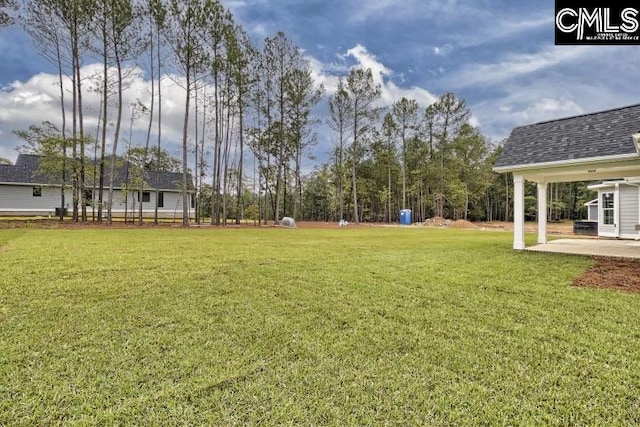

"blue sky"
[1,0,640,165]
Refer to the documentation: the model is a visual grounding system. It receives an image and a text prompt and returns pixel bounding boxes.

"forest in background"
[1,0,596,225]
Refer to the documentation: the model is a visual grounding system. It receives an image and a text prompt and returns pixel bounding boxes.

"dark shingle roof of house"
[0,154,193,191]
[0,154,49,183]
[495,104,640,168]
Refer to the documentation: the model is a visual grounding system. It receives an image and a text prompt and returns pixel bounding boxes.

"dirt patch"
[0,218,583,235]
[0,219,380,230]
[573,257,640,293]
[450,220,479,229]
[422,217,450,227]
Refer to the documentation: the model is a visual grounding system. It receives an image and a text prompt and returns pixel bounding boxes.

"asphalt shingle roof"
[0,154,48,183]
[0,154,192,191]
[495,104,640,168]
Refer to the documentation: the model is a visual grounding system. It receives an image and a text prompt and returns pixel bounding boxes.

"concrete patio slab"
[527,238,640,259]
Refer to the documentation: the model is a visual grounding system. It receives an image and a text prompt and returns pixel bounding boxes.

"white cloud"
[347,45,437,107]
[452,15,551,49]
[306,55,343,94]
[450,43,640,142]
[347,0,461,23]
[0,64,193,163]
[504,97,584,125]
[312,44,437,108]
[446,45,593,89]
[472,95,585,144]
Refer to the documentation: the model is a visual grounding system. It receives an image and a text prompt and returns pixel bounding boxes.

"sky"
[1,0,640,168]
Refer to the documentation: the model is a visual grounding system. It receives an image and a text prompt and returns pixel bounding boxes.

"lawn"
[0,227,639,425]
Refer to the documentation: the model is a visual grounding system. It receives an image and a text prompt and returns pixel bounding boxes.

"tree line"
[5,0,594,225]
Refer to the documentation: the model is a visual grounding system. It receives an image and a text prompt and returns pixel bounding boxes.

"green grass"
[0,227,639,425]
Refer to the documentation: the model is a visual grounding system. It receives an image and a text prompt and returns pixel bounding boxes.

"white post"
[513,175,525,250]
[537,181,547,244]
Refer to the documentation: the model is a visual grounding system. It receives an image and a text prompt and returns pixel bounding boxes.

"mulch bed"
[573,257,640,293]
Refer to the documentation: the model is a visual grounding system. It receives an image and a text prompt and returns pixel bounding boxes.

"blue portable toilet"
[399,209,412,225]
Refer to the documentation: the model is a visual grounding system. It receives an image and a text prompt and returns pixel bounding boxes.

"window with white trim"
[602,192,614,225]
[32,186,42,197]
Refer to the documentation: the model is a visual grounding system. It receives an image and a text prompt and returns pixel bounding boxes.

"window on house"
[139,191,151,203]
[33,186,42,197]
[602,192,614,225]
[84,189,93,206]
[191,194,195,209]
[157,192,164,208]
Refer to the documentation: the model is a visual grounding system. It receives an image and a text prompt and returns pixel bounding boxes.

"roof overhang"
[493,153,640,183]
[587,180,627,190]
[588,177,640,188]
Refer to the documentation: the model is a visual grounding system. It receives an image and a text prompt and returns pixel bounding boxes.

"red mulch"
[573,257,640,293]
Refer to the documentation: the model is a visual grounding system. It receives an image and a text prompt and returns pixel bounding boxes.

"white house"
[0,154,194,219]
[494,104,640,249]
[587,180,640,239]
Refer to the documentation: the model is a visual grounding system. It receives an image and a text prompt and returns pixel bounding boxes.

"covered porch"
[508,156,640,251]
[494,104,640,254]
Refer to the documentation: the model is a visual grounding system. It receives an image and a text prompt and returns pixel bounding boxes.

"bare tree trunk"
[98,7,108,223]
[181,69,191,227]
[222,99,232,226]
[140,26,155,226]
[236,100,243,224]
[93,99,102,222]
[293,143,301,220]
[388,156,392,223]
[55,40,67,222]
[274,155,284,224]
[71,31,79,223]
[200,87,206,222]
[76,49,87,222]
[194,74,199,224]
[107,49,124,225]
[338,139,344,220]
[211,65,221,225]
[351,121,359,224]
[154,31,161,225]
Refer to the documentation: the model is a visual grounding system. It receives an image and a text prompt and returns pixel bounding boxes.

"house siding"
[98,189,190,218]
[588,204,598,221]
[1,184,192,218]
[593,183,640,238]
[619,185,639,237]
[0,184,62,214]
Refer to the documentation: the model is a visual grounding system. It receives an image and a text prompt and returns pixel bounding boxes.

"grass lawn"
[1,227,639,425]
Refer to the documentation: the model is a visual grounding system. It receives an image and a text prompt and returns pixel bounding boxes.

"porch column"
[513,174,525,250]
[537,181,547,244]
